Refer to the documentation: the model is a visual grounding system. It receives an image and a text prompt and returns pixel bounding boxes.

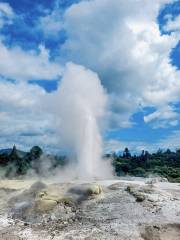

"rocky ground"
[0,178,179,240]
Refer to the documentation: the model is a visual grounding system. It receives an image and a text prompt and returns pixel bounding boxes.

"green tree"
[29,146,43,160]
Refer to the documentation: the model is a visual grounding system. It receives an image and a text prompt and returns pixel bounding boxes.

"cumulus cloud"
[0,43,62,81]
[0,80,60,152]
[60,0,180,127]
[0,0,179,152]
[144,105,179,128]
[163,14,180,32]
[39,9,63,38]
[0,2,62,151]
[0,2,62,82]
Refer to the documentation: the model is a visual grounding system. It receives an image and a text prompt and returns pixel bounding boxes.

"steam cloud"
[54,63,112,179]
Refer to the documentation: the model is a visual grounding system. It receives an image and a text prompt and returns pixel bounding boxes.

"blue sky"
[0,0,179,153]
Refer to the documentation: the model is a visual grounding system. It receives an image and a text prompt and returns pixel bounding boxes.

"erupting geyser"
[56,63,112,179]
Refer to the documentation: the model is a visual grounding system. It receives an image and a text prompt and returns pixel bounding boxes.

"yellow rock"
[34,199,57,212]
[36,185,64,203]
[86,184,102,195]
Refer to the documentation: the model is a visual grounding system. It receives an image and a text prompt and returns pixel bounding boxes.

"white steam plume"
[55,62,112,179]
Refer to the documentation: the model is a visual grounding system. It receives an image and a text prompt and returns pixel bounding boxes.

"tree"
[8,145,29,175]
[123,148,131,158]
[140,150,149,163]
[29,146,43,160]
[165,149,171,154]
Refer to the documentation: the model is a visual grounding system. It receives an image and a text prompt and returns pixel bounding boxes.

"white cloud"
[0,43,62,81]
[0,0,180,152]
[104,130,180,153]
[39,9,63,37]
[163,14,180,32]
[0,4,63,151]
[0,2,14,16]
[104,139,150,154]
[0,80,60,152]
[158,130,180,149]
[0,3,62,82]
[144,105,179,128]
[60,0,180,127]
[0,2,14,28]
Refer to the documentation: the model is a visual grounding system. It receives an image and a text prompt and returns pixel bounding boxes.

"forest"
[111,147,180,182]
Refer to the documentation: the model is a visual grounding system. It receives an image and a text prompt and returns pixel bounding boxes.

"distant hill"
[0,148,27,158]
[0,149,12,155]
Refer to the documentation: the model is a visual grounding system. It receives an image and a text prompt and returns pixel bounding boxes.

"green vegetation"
[0,145,67,178]
[110,148,180,182]
[0,145,180,182]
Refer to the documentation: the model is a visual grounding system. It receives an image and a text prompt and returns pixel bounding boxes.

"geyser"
[56,63,111,179]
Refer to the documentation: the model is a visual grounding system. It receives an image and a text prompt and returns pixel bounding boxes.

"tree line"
[0,145,180,182]
[108,148,180,182]
[0,145,66,177]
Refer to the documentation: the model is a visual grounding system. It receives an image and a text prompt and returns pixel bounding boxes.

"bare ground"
[0,178,179,240]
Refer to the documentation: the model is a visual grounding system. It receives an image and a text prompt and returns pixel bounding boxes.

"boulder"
[36,185,64,203]
[126,185,146,202]
[86,184,102,195]
[34,199,57,213]
[67,183,102,203]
